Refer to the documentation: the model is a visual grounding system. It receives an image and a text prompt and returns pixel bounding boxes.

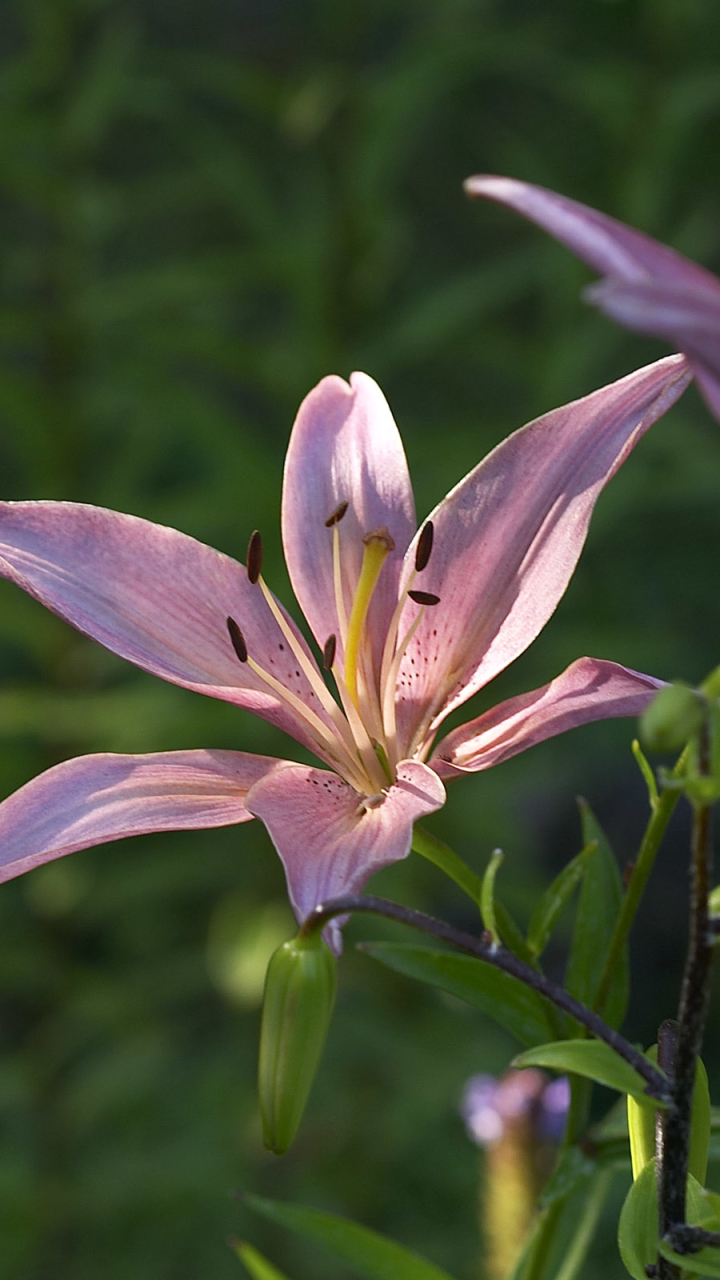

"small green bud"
[640,683,705,753]
[258,931,336,1155]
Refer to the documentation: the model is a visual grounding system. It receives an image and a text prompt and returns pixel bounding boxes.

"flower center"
[226,512,438,798]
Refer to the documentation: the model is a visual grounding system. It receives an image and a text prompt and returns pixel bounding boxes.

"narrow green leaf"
[631,738,659,810]
[240,1193,458,1280]
[660,1242,720,1276]
[494,901,537,967]
[565,803,628,1029]
[230,1238,292,1280]
[620,1162,718,1279]
[527,842,595,958]
[512,1041,665,1104]
[481,849,503,945]
[361,943,558,1046]
[539,1144,596,1207]
[617,1159,659,1280]
[411,826,482,905]
[553,1168,613,1280]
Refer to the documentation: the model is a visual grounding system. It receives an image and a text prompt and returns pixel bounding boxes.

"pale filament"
[328,660,389,793]
[378,566,417,714]
[244,652,370,791]
[255,572,360,762]
[381,604,428,765]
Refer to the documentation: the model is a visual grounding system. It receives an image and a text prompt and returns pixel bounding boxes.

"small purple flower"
[461,1070,570,1147]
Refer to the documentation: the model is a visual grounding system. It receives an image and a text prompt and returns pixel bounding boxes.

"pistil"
[344,527,395,709]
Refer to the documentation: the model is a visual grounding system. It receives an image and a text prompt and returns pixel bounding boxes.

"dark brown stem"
[301,895,670,1101]
[658,720,716,1266]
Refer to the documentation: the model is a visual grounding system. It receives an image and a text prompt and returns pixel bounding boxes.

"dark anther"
[408,589,440,606]
[227,616,248,663]
[324,499,349,527]
[323,634,337,670]
[246,530,263,584]
[644,1266,658,1278]
[415,520,434,572]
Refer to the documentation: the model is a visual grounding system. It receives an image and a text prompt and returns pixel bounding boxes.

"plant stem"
[301,895,670,1101]
[593,748,688,1022]
[658,722,715,1260]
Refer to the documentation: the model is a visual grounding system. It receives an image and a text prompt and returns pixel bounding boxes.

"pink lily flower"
[0,362,689,948]
[465,174,720,422]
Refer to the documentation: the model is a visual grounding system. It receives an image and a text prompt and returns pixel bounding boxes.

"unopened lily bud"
[640,683,705,753]
[258,931,336,1155]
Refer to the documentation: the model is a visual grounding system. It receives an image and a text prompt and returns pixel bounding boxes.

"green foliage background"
[1,0,719,1276]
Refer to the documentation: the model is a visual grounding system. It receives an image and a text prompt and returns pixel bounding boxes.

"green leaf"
[539,1144,596,1207]
[660,1242,720,1277]
[620,1161,718,1279]
[565,803,628,1029]
[361,943,558,1046]
[631,738,660,809]
[480,849,503,945]
[239,1193,458,1280]
[512,1040,666,1103]
[230,1239,292,1280]
[527,841,595,958]
[617,1160,659,1280]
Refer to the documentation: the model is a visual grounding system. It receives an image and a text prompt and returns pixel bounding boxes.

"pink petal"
[430,658,663,776]
[465,174,720,421]
[246,759,445,951]
[394,356,690,752]
[464,175,719,292]
[0,749,286,882]
[588,278,720,420]
[282,373,416,674]
[0,502,338,757]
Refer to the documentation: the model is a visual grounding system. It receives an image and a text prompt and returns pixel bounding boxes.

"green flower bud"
[640,683,705,753]
[258,931,336,1155]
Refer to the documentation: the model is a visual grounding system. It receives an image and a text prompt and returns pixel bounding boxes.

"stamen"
[344,527,395,709]
[246,530,263,584]
[323,634,337,670]
[230,638,368,791]
[414,521,434,572]
[227,616,248,663]
[381,604,427,761]
[324,499,348,527]
[331,663,391,792]
[408,590,440,606]
[254,572,362,763]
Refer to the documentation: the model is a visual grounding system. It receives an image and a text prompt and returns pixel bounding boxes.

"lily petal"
[464,174,719,291]
[395,356,690,752]
[282,372,416,672]
[465,174,720,420]
[588,278,720,420]
[246,759,445,952]
[431,657,663,776]
[0,749,286,882]
[0,502,339,757]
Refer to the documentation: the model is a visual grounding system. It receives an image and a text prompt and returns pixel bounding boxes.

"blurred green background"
[1,0,720,1276]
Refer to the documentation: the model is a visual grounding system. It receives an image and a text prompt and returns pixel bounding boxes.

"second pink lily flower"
[0,360,690,946]
[466,174,720,422]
